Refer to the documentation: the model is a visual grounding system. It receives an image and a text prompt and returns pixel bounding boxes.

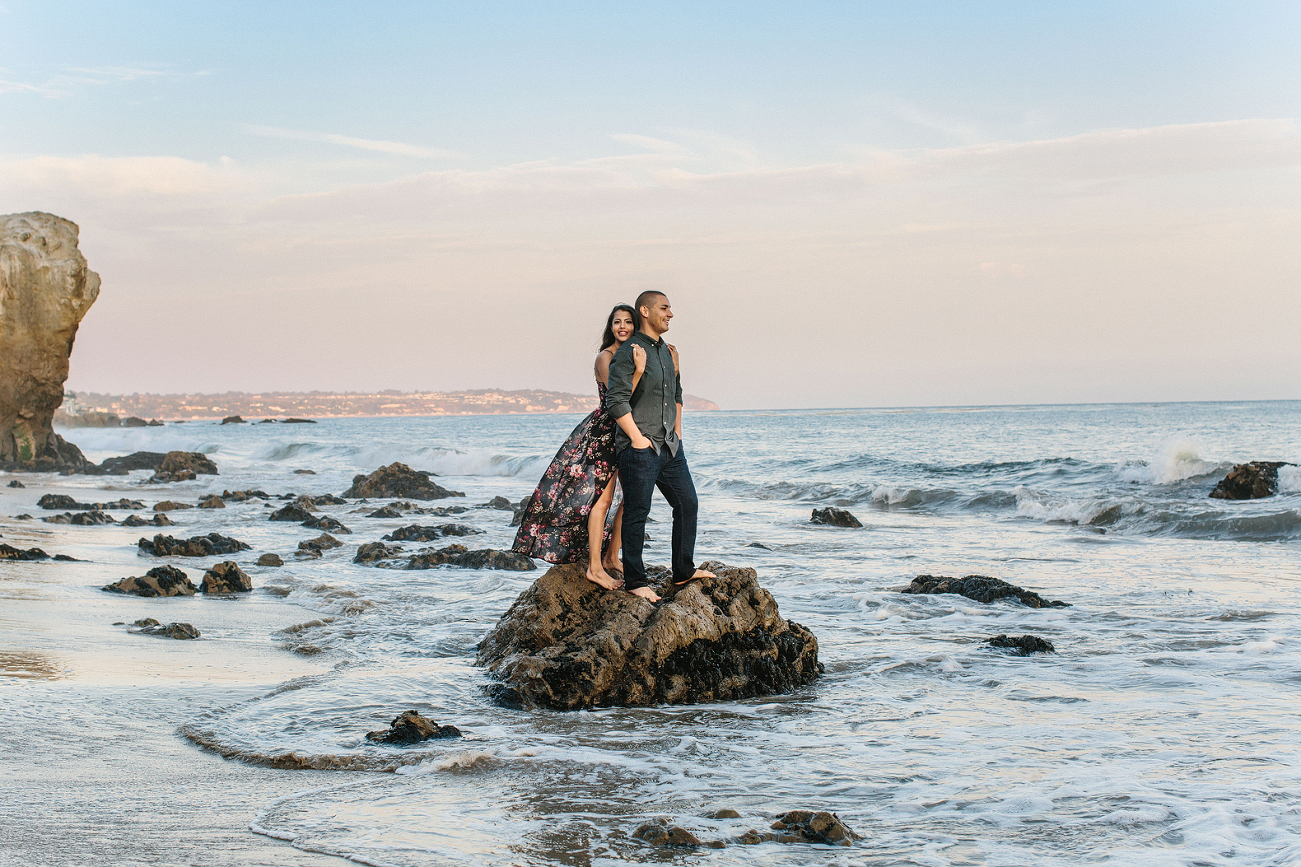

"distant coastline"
[57,389,721,423]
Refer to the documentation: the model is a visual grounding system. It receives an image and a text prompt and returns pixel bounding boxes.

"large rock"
[810,507,863,528]
[93,451,167,475]
[0,213,99,472]
[138,533,250,557]
[103,565,197,596]
[342,463,464,500]
[402,544,535,571]
[476,561,822,710]
[365,710,461,745]
[150,450,218,482]
[1209,461,1294,500]
[201,561,253,594]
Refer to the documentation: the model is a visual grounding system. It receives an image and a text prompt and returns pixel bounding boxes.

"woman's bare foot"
[601,555,623,576]
[584,565,622,591]
[629,585,660,602]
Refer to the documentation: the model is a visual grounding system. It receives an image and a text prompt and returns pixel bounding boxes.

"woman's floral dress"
[511,381,617,564]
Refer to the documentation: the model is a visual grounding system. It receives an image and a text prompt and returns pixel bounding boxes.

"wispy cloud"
[246,125,459,160]
[0,65,176,98]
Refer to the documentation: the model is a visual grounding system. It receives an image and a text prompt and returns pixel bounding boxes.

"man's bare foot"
[629,585,660,602]
[584,565,622,591]
[672,568,716,587]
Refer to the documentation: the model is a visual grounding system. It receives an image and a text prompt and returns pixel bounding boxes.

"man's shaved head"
[635,290,667,315]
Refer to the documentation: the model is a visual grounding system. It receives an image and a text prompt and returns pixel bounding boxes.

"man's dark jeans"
[617,443,698,591]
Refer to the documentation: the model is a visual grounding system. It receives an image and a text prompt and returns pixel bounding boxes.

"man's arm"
[616,412,653,449]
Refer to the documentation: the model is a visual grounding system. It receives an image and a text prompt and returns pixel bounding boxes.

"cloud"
[246,125,460,159]
[0,154,231,197]
[0,66,176,98]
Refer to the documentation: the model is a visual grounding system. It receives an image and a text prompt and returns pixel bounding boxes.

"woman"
[512,304,646,590]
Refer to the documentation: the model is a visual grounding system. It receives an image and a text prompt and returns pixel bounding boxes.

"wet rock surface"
[256,553,284,567]
[364,710,461,745]
[201,561,253,594]
[153,500,192,512]
[197,495,226,509]
[986,634,1056,655]
[1,543,56,561]
[303,514,350,534]
[6,479,24,488]
[477,561,822,710]
[632,819,718,849]
[383,523,484,542]
[0,212,99,472]
[221,489,270,502]
[342,462,464,500]
[159,450,218,476]
[43,509,116,525]
[741,811,860,846]
[269,503,314,522]
[220,415,245,425]
[138,533,251,557]
[122,513,172,527]
[354,541,404,563]
[103,565,197,596]
[38,494,144,511]
[94,451,167,474]
[296,533,343,559]
[1209,461,1294,500]
[810,507,863,528]
[128,617,200,639]
[404,545,535,571]
[904,574,1069,608]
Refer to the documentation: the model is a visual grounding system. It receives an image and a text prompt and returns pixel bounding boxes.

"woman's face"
[611,311,635,344]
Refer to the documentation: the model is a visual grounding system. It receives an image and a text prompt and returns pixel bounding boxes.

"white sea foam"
[1278,465,1301,494]
[1118,436,1220,485]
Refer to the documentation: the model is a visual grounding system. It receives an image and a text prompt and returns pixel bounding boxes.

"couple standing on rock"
[512,291,713,602]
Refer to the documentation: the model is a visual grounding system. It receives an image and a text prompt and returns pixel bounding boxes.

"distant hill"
[56,389,720,423]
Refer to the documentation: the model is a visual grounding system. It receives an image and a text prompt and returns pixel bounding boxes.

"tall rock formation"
[0,212,99,470]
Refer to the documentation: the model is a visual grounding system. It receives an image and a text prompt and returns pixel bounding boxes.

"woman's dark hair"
[600,304,640,350]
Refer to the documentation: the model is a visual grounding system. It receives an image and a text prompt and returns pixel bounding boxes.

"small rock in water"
[138,533,251,557]
[480,496,514,510]
[148,450,218,482]
[746,542,771,550]
[296,533,343,559]
[342,463,464,500]
[904,574,1069,608]
[201,561,253,594]
[1209,461,1295,500]
[7,480,24,488]
[196,495,226,509]
[303,514,351,534]
[154,501,192,512]
[404,545,535,571]
[122,513,172,527]
[256,553,285,567]
[283,418,316,424]
[762,811,859,846]
[103,565,197,597]
[367,505,404,518]
[221,489,270,502]
[365,710,461,744]
[383,523,484,543]
[354,541,405,563]
[129,619,200,639]
[706,808,743,819]
[269,503,314,522]
[986,634,1056,655]
[43,510,116,525]
[1,543,51,561]
[632,818,717,849]
[810,507,863,528]
[94,451,167,475]
[293,468,316,474]
[220,415,245,425]
[309,493,348,506]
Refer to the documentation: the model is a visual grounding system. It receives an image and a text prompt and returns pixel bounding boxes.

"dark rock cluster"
[103,565,197,596]
[810,507,863,528]
[38,494,144,511]
[904,574,1069,608]
[1209,461,1294,500]
[986,634,1056,655]
[477,561,821,710]
[128,618,200,639]
[342,463,464,500]
[365,710,461,745]
[383,523,483,542]
[201,561,253,594]
[406,545,534,571]
[138,533,251,557]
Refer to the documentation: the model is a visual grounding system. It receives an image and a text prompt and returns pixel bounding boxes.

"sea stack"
[0,212,100,471]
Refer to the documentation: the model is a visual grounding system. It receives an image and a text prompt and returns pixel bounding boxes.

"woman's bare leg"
[603,500,624,575]
[585,475,622,590]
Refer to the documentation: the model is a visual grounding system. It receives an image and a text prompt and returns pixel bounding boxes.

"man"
[605,290,714,602]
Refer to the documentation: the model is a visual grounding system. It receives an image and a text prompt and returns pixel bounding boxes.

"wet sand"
[0,477,355,867]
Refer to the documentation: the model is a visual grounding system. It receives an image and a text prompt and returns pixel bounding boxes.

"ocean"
[2,400,1299,866]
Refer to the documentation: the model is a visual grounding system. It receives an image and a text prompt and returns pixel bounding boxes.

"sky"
[2,1,1299,409]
